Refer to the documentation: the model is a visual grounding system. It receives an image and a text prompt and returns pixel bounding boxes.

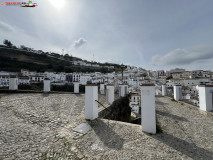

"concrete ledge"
[163,96,213,116]
[0,89,85,94]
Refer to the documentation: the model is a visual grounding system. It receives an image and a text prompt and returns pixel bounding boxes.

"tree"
[20,45,27,50]
[3,39,13,47]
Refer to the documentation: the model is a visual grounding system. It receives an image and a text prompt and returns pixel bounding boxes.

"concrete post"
[199,85,213,111]
[43,78,51,92]
[74,82,80,93]
[140,84,156,134]
[119,85,125,97]
[100,83,105,95]
[106,84,114,105]
[174,85,182,101]
[85,84,98,120]
[9,77,18,90]
[124,84,128,95]
[162,85,167,96]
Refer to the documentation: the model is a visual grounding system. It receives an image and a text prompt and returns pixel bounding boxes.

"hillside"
[0,46,121,73]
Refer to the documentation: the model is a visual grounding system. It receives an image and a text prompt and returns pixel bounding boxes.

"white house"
[72,73,81,82]
[80,74,92,85]
[18,76,30,84]
[0,71,17,87]
[129,91,140,114]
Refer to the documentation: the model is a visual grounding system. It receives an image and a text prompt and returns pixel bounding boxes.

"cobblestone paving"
[0,94,212,160]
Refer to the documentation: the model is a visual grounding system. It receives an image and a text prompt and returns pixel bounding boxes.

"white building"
[80,74,92,85]
[0,71,17,87]
[129,91,140,114]
[30,75,44,83]
[18,76,30,84]
[0,72,10,87]
[72,73,81,82]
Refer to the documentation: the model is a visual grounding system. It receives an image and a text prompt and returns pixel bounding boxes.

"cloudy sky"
[0,0,213,71]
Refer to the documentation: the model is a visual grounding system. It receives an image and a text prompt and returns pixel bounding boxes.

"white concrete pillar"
[85,84,98,120]
[106,85,114,105]
[100,83,105,95]
[9,77,18,90]
[140,84,156,134]
[174,85,182,101]
[119,84,125,97]
[74,82,79,93]
[199,85,213,111]
[43,78,51,92]
[162,85,167,96]
[124,84,129,95]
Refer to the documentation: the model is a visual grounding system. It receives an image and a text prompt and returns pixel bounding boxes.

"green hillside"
[0,46,121,73]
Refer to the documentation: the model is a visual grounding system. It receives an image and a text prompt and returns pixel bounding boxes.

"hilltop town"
[1,66,213,113]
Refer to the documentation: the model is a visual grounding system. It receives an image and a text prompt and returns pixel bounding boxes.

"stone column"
[100,83,105,95]
[43,78,51,92]
[174,85,182,101]
[119,84,125,97]
[74,82,80,93]
[124,84,129,95]
[140,84,156,134]
[199,85,213,111]
[9,76,18,90]
[162,85,167,96]
[106,84,114,105]
[85,84,98,120]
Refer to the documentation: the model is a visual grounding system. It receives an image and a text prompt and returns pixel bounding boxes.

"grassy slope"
[0,47,116,73]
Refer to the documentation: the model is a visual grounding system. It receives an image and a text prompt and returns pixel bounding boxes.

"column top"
[44,78,50,80]
[174,84,181,86]
[106,84,114,86]
[140,83,155,86]
[199,84,213,87]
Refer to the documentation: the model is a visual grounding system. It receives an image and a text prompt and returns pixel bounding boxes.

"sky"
[0,0,213,71]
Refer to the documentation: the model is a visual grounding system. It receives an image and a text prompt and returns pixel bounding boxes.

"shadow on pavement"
[156,110,189,122]
[89,119,124,150]
[152,132,213,160]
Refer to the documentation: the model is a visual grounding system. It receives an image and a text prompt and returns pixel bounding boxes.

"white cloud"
[72,38,87,49]
[152,45,213,66]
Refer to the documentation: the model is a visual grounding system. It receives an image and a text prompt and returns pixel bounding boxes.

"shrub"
[156,121,163,133]
[171,98,177,102]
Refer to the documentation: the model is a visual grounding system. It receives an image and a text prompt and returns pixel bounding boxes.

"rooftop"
[0,94,212,159]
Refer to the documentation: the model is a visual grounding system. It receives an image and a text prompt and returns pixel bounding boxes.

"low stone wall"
[0,89,82,94]
[99,95,131,123]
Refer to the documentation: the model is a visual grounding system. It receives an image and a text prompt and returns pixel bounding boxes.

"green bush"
[171,98,177,102]
[156,121,163,133]
[51,84,73,92]
[104,95,131,122]
[18,83,43,91]
[51,84,85,93]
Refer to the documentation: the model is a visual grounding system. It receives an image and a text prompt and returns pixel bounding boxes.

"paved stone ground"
[0,94,212,160]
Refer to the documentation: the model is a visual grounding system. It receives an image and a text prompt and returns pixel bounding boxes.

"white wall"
[199,86,213,111]
[106,85,114,105]
[85,85,98,120]
[140,85,156,134]
[44,79,51,92]
[9,78,18,90]
[74,82,79,93]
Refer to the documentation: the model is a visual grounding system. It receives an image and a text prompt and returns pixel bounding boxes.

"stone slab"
[73,123,91,134]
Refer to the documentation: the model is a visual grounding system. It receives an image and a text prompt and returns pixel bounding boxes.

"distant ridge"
[0,46,122,73]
